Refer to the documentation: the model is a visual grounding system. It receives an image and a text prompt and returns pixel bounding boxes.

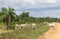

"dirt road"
[37,22,60,39]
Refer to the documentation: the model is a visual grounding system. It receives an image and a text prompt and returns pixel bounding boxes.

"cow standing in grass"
[32,23,37,30]
[20,23,28,29]
[47,22,55,27]
[15,24,19,28]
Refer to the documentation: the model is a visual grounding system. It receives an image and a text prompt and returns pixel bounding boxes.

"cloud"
[47,0,56,4]
[29,9,60,18]
[0,0,58,8]
[0,0,60,18]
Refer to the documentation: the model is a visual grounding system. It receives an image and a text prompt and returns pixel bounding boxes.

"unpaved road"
[37,22,60,39]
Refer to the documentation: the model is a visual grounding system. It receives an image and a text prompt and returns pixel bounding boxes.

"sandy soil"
[37,22,60,39]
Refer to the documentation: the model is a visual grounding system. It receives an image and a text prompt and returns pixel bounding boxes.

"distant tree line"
[0,7,60,29]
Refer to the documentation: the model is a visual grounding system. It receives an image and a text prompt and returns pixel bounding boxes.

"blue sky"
[0,0,60,18]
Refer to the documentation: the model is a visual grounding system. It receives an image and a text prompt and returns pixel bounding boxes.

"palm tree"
[0,7,17,29]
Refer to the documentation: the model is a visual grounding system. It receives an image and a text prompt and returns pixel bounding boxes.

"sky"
[0,0,60,18]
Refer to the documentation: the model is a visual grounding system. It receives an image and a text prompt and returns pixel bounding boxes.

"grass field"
[0,23,49,39]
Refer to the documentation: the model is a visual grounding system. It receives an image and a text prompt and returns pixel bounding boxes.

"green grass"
[0,23,49,39]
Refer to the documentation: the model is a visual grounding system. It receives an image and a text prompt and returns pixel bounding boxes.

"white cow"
[20,23,28,29]
[43,22,48,24]
[15,24,19,28]
[31,23,37,29]
[47,23,55,27]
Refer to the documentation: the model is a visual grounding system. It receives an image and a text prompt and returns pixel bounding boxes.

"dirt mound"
[37,22,60,39]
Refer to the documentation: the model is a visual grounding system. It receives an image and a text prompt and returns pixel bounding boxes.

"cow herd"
[15,22,55,30]
[15,23,37,30]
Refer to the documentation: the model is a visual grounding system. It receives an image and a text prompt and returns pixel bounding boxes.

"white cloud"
[23,0,35,4]
[0,0,60,18]
[47,0,56,4]
[0,0,58,9]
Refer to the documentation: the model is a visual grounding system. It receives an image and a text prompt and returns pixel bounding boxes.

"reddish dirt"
[37,22,60,39]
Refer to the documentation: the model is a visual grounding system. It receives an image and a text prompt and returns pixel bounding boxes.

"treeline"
[0,7,60,23]
[0,7,60,29]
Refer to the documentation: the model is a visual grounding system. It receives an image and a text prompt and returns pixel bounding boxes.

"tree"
[20,12,29,19]
[18,12,30,24]
[0,7,17,29]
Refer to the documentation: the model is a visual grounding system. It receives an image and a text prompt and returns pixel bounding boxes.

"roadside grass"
[0,23,49,39]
